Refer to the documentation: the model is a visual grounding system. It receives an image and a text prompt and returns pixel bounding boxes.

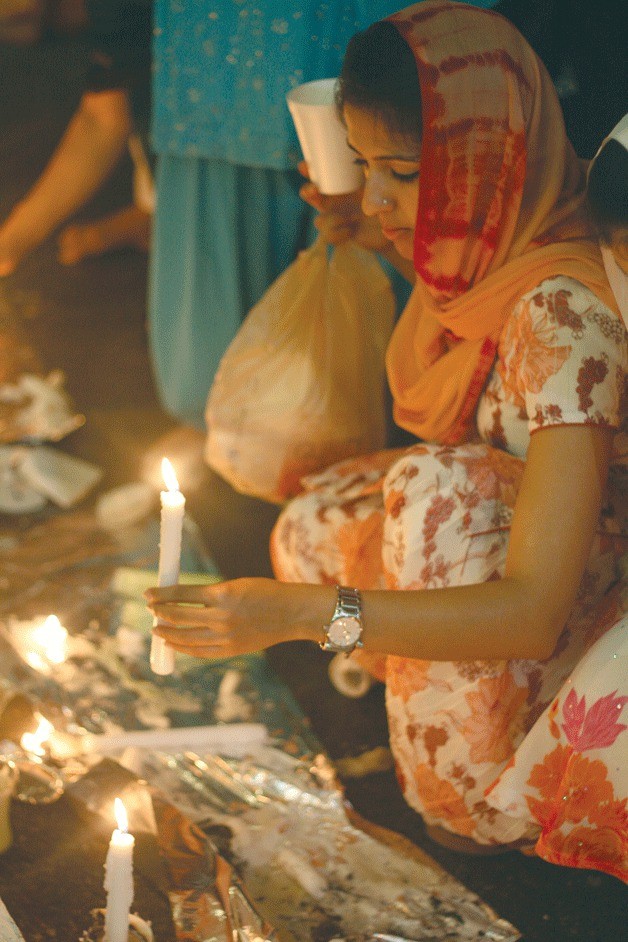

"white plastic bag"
[205,237,395,503]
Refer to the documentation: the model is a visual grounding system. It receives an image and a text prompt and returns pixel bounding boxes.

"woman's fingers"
[299,179,367,246]
[149,603,232,627]
[153,614,240,661]
[314,214,360,245]
[0,256,17,277]
[146,577,311,659]
[145,583,216,604]
[300,182,362,214]
[153,623,231,646]
[154,632,231,657]
[162,643,231,658]
[299,182,324,210]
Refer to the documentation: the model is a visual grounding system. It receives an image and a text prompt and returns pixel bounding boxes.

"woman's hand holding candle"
[146,578,336,660]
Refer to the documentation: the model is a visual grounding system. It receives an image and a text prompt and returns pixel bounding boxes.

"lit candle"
[18,712,76,764]
[150,458,185,675]
[104,798,135,942]
[17,615,68,674]
[20,715,53,758]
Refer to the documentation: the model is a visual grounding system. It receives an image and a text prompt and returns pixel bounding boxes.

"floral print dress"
[271,275,627,876]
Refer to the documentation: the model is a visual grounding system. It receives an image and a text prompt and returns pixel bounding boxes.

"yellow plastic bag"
[205,237,395,503]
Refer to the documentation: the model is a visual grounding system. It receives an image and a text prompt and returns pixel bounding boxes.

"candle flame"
[21,714,53,757]
[114,797,129,832]
[161,457,180,492]
[31,615,69,665]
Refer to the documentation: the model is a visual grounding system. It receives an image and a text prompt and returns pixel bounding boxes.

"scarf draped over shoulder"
[385,1,619,444]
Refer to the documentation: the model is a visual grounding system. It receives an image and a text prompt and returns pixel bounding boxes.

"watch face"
[328,616,361,648]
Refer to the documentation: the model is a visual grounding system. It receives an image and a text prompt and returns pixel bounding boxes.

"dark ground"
[0,31,626,942]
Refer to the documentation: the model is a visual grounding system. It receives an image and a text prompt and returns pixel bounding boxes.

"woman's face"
[344,103,421,261]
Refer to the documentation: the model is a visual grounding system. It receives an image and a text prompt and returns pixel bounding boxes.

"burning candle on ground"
[20,714,53,758]
[18,614,68,673]
[104,797,135,942]
[11,717,65,805]
[17,712,77,765]
[150,458,185,675]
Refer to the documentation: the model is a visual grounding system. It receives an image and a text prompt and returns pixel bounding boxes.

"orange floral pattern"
[498,294,573,398]
[387,658,432,702]
[477,276,626,456]
[490,615,627,882]
[539,825,625,879]
[271,278,626,863]
[335,512,385,590]
[463,673,529,765]
[413,764,476,837]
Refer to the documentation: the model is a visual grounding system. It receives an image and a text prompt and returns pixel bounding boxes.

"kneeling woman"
[148,2,626,872]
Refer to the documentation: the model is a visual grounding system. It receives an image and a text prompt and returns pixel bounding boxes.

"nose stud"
[380,197,391,207]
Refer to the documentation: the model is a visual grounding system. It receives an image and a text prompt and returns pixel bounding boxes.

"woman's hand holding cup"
[299,162,388,251]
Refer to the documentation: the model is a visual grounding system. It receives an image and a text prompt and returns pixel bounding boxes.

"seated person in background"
[0,0,152,276]
[587,113,628,327]
[147,2,626,878]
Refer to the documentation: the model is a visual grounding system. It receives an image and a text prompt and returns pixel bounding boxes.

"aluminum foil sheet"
[126,747,520,942]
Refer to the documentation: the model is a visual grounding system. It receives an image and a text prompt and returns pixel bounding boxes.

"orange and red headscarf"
[384,1,620,444]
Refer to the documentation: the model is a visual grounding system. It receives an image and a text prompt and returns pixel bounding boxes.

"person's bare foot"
[0,214,43,276]
[57,204,151,264]
[0,256,17,278]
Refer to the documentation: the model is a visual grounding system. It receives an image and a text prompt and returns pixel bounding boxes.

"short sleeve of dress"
[497,276,627,435]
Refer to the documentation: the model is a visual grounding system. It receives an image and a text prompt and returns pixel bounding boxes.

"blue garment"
[153,1,418,169]
[149,157,309,426]
[150,0,403,426]
[153,0,499,169]
[149,0,500,428]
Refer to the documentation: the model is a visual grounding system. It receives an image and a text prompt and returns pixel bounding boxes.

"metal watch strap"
[320,585,363,654]
[335,586,361,620]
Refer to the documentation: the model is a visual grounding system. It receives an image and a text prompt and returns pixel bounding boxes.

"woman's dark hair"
[336,21,422,141]
[587,138,628,244]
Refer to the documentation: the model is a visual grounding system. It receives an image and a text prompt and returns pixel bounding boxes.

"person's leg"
[487,609,628,877]
[148,155,310,428]
[381,442,621,851]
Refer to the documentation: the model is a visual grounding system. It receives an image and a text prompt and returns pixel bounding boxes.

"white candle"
[104,798,135,942]
[150,458,185,675]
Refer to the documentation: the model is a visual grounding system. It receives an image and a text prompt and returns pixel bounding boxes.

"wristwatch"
[320,586,363,655]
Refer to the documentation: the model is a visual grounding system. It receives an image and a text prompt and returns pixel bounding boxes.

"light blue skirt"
[148,155,312,428]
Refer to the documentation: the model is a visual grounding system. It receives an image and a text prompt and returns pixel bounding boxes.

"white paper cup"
[287,78,363,195]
